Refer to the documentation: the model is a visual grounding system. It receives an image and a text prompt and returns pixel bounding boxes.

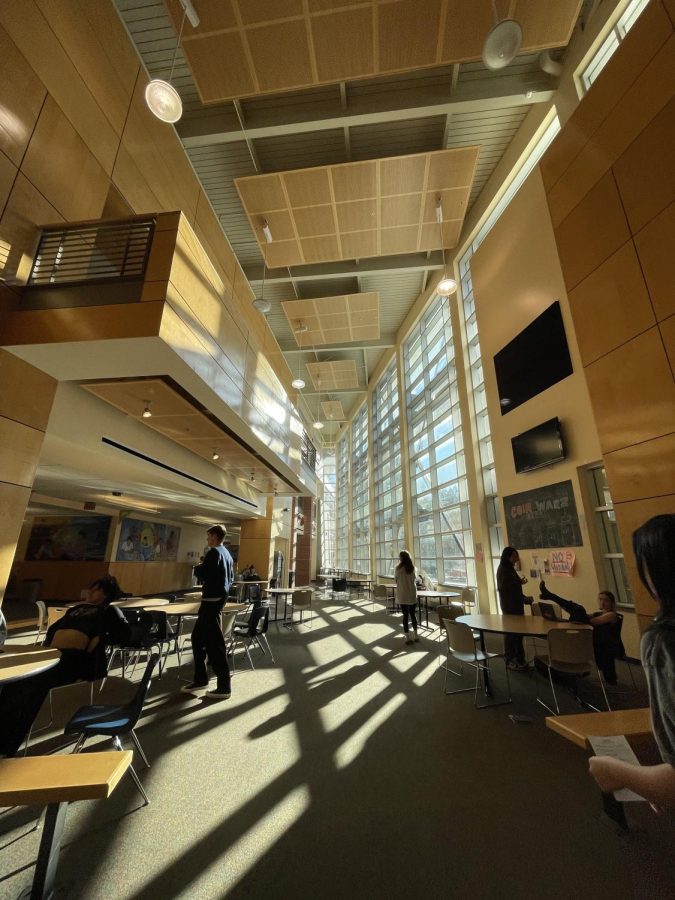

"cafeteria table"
[0,646,61,687]
[417,589,462,628]
[265,587,313,622]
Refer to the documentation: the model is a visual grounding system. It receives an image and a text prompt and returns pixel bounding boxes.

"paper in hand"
[588,735,646,802]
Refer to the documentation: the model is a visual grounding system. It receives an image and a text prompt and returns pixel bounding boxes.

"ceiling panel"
[282,291,380,347]
[162,0,582,103]
[236,147,478,267]
[306,360,360,391]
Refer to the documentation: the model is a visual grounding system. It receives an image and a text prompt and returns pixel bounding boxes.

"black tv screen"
[494,301,573,414]
[512,417,565,474]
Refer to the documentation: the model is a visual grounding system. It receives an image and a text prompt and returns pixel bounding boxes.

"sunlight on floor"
[333,692,406,769]
[413,654,444,687]
[304,633,355,668]
[318,670,391,733]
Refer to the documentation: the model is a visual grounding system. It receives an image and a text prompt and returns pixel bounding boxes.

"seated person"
[539,581,623,685]
[0,576,130,758]
[242,564,259,582]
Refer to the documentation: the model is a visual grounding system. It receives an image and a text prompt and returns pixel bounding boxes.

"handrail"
[28,217,156,288]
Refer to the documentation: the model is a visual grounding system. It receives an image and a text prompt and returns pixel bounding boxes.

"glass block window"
[351,402,370,574]
[403,294,474,587]
[586,464,633,608]
[372,359,403,578]
[336,434,350,569]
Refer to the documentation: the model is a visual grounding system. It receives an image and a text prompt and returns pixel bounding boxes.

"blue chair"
[64,653,159,806]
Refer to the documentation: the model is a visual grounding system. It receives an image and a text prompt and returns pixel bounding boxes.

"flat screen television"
[494,301,573,414]
[511,417,566,473]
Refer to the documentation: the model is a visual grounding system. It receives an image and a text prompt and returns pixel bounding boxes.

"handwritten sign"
[549,550,575,576]
[503,480,582,549]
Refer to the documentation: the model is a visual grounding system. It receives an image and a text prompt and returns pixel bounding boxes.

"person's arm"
[589,756,675,810]
[193,547,217,580]
[588,611,619,627]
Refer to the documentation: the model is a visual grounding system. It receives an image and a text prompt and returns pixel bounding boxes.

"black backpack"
[122,609,173,645]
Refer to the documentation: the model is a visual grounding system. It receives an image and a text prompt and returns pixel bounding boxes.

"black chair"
[108,609,173,678]
[231,605,274,667]
[332,577,348,600]
[65,654,159,806]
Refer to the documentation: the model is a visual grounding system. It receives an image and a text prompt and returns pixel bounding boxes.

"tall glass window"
[457,115,561,574]
[403,295,474,587]
[372,359,403,578]
[579,0,650,93]
[336,435,350,569]
[351,403,370,574]
[586,464,633,607]
[320,449,336,568]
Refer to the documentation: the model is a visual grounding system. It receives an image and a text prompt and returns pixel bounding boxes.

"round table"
[0,647,61,686]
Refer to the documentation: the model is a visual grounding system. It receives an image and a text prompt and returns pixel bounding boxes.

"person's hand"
[519,575,528,585]
[589,756,627,793]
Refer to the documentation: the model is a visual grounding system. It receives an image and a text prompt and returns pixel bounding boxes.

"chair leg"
[536,664,560,715]
[243,640,255,670]
[113,736,149,806]
[259,634,274,663]
[596,665,612,711]
[129,729,150,769]
[71,734,88,754]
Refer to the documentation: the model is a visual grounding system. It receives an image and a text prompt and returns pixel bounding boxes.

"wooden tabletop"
[0,648,61,685]
[164,601,247,616]
[266,586,312,594]
[457,613,589,637]
[112,598,170,608]
[418,590,461,598]
[0,750,133,805]
[546,708,652,750]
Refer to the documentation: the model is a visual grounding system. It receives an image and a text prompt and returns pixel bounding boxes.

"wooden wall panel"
[0,152,18,219]
[567,240,655,366]
[0,417,45,487]
[0,24,46,168]
[634,200,675,322]
[21,97,109,221]
[543,4,675,632]
[0,483,33,601]
[0,173,62,285]
[0,350,57,430]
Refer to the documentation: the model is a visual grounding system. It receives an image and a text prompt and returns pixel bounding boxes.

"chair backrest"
[372,585,388,600]
[437,603,464,627]
[35,600,48,632]
[547,627,594,666]
[246,604,269,637]
[333,578,347,592]
[444,619,477,656]
[124,653,160,727]
[461,587,476,608]
[292,589,312,610]
[122,609,173,643]
[47,606,70,629]
[221,610,238,639]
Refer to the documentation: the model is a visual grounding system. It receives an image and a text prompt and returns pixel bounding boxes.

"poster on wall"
[25,516,112,561]
[116,518,181,562]
[503,480,582,549]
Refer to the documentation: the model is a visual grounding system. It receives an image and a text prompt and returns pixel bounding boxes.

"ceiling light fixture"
[212,450,219,461]
[313,420,324,430]
[482,0,522,70]
[435,199,457,296]
[145,6,191,123]
[294,321,308,334]
[142,403,152,418]
[252,224,272,314]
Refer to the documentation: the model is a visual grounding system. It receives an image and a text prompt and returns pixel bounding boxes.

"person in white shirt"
[395,550,419,645]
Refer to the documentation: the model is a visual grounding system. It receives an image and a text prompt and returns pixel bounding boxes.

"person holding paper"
[589,514,675,810]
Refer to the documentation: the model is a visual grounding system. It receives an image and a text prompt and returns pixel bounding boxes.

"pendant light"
[482,0,522,71]
[145,5,193,123]
[291,352,306,390]
[252,221,272,314]
[435,198,457,296]
[313,376,324,430]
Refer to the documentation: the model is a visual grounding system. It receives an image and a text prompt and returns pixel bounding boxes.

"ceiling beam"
[178,75,555,148]
[244,250,444,284]
[300,389,367,396]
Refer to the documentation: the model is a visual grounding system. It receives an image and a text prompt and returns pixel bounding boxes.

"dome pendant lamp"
[482,0,522,71]
[145,3,198,122]
[435,199,457,296]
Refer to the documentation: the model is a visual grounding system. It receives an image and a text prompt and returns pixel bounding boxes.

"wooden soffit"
[236,148,478,268]
[282,292,379,347]
[306,360,359,391]
[81,378,289,494]
[165,0,583,103]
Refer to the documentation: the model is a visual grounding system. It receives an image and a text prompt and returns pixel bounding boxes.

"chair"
[442,620,511,708]
[437,603,466,669]
[231,605,274,668]
[372,584,388,610]
[331,578,348,600]
[535,627,611,715]
[65,654,159,806]
[221,610,240,670]
[107,610,173,679]
[286,590,313,629]
[460,587,477,610]
[614,613,638,692]
[33,600,48,645]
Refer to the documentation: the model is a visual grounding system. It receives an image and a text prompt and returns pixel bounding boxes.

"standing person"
[496,546,531,670]
[539,582,623,684]
[182,524,234,700]
[0,576,130,757]
[396,550,419,645]
[589,514,675,809]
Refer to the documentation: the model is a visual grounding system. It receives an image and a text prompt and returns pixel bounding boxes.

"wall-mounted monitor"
[494,301,573,415]
[512,417,566,474]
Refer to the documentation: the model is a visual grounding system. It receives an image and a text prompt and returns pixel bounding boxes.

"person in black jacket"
[0,575,129,757]
[182,524,234,700]
[496,546,532,669]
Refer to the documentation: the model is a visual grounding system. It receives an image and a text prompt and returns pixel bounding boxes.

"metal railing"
[28,217,155,287]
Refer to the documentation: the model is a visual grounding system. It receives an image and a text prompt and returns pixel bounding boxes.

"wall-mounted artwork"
[503,480,582,549]
[116,518,181,562]
[26,516,112,561]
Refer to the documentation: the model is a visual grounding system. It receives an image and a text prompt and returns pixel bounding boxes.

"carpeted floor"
[0,593,671,900]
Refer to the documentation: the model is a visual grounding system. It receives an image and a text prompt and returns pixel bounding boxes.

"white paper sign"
[588,735,646,802]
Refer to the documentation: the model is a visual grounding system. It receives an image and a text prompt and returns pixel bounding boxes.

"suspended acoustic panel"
[164,0,583,103]
[282,292,379,347]
[236,148,479,268]
[306,360,360,391]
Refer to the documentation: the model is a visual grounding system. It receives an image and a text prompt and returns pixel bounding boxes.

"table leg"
[477,632,493,697]
[31,801,68,900]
